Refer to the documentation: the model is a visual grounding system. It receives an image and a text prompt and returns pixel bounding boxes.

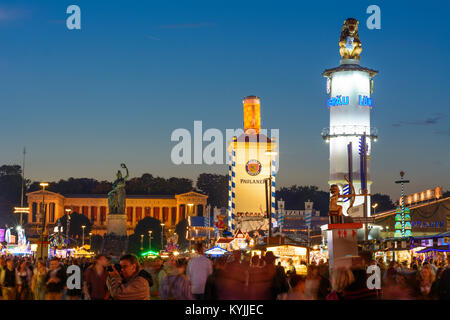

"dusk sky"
[0,0,449,199]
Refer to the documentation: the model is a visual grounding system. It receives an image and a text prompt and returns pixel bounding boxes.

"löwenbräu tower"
[321,18,378,217]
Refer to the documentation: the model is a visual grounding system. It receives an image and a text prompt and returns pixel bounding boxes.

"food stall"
[71,246,94,258]
[250,244,308,275]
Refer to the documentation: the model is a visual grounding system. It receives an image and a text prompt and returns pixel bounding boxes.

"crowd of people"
[1,244,449,300]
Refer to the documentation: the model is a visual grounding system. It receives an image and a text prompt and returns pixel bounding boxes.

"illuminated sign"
[327,95,349,107]
[358,95,373,107]
[411,221,445,229]
[245,160,262,176]
[239,179,265,184]
[399,186,443,206]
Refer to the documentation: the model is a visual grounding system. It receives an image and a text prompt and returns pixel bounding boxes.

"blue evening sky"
[0,0,449,199]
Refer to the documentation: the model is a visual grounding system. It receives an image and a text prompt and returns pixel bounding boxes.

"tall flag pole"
[20,147,26,226]
[359,133,369,240]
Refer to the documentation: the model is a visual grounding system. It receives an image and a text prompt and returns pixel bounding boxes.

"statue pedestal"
[325,223,363,274]
[106,214,127,236]
[102,214,128,258]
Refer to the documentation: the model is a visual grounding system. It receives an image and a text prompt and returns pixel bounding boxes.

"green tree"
[90,234,103,253]
[175,219,188,250]
[56,212,92,247]
[371,193,395,213]
[132,217,163,253]
[196,173,228,208]
[0,165,25,227]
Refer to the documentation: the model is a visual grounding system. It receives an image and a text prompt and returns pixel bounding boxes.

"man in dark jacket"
[108,254,150,300]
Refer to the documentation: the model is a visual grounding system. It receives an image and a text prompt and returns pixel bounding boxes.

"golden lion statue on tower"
[339,18,362,60]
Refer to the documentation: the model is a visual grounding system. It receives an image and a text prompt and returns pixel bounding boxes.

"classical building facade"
[26,190,208,236]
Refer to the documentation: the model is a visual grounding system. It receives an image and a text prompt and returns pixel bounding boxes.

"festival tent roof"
[412,231,450,240]
[216,238,234,244]
[205,246,227,256]
[416,245,450,253]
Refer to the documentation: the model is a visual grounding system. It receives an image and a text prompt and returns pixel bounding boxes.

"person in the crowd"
[305,264,330,300]
[437,255,450,300]
[186,243,213,300]
[247,253,272,300]
[0,256,5,300]
[148,259,163,299]
[0,259,17,300]
[278,274,308,300]
[326,267,354,300]
[204,256,227,300]
[339,253,378,300]
[160,258,193,300]
[215,250,248,300]
[31,260,47,300]
[107,254,150,300]
[16,260,32,300]
[416,264,437,299]
[287,259,296,277]
[158,255,177,294]
[383,260,398,285]
[83,254,109,300]
[45,257,67,300]
[263,251,289,300]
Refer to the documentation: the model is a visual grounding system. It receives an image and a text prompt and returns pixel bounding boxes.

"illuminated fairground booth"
[250,244,308,275]
[227,96,278,236]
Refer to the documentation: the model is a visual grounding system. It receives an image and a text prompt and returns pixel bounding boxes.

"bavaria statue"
[108,163,129,214]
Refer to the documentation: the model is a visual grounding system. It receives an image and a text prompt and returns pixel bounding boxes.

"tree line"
[1,164,442,227]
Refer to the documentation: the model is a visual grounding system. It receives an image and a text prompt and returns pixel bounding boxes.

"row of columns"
[28,202,57,224]
[28,202,203,228]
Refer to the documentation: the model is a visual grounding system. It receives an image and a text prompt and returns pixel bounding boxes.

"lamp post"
[65,208,72,248]
[82,225,86,247]
[20,147,26,227]
[160,223,165,251]
[89,232,92,248]
[38,182,49,259]
[148,230,153,250]
[372,203,378,216]
[140,234,144,251]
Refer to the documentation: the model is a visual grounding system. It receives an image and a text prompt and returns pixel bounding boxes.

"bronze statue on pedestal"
[108,163,129,214]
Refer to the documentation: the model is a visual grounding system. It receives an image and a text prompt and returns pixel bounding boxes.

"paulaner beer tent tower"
[227,96,277,235]
[322,18,378,217]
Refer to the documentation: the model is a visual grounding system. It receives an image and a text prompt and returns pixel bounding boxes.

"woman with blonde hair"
[326,267,355,300]
[417,264,437,299]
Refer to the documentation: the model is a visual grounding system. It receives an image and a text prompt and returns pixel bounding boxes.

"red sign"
[35,241,50,245]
